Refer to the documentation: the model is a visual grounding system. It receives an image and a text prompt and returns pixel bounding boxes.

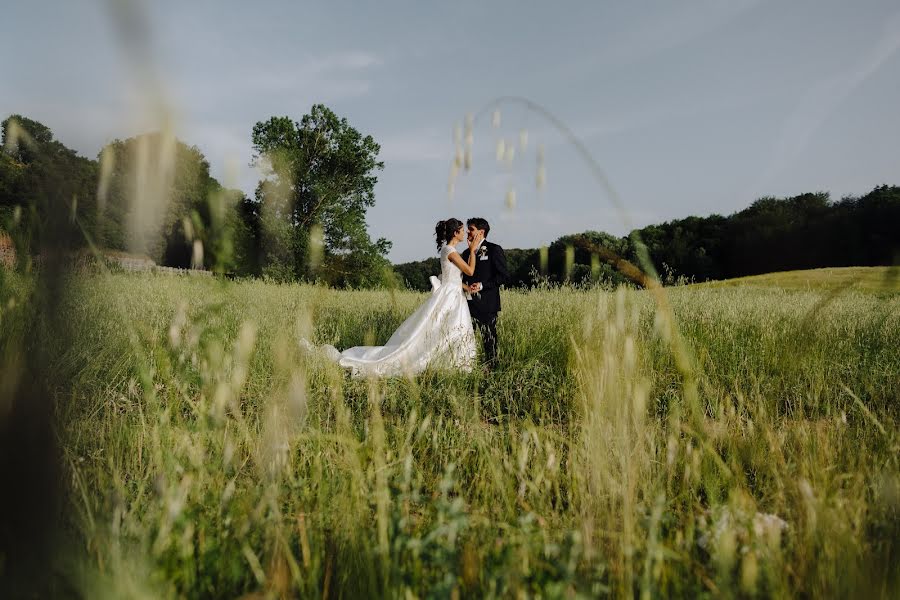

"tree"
[1,115,53,164]
[251,105,392,285]
[191,186,250,274]
[1,115,98,255]
[100,134,220,265]
[393,257,441,290]
[0,151,25,216]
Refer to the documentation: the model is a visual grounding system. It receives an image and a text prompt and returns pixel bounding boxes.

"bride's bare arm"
[448,250,477,276]
[447,230,484,277]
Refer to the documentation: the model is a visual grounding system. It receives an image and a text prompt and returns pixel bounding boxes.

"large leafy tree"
[1,115,98,255]
[251,104,391,286]
[101,134,228,267]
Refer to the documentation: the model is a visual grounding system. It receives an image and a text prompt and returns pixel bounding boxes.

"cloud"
[304,51,383,73]
[246,51,383,96]
[151,49,387,194]
[753,10,900,193]
[562,0,762,76]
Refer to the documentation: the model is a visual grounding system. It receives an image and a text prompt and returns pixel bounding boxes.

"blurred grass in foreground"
[3,268,898,597]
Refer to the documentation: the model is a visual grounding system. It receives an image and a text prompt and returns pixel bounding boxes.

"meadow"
[5,267,899,597]
[693,266,899,295]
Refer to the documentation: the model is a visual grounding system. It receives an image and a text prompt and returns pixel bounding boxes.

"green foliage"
[395,232,635,292]
[99,134,221,264]
[0,150,25,205]
[1,114,98,253]
[637,187,900,280]
[1,114,54,163]
[4,112,897,291]
[251,105,392,286]
[395,189,900,291]
[393,257,440,290]
[0,111,391,284]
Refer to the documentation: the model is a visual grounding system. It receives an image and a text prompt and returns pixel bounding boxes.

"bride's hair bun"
[435,218,463,250]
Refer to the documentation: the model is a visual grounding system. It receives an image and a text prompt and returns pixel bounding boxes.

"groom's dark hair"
[467,217,490,237]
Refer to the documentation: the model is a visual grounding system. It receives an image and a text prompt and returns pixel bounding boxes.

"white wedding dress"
[306,244,477,377]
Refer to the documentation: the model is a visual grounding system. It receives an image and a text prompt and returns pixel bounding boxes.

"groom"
[461,217,509,369]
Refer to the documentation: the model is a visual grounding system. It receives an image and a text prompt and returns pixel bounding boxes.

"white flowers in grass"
[699,505,789,552]
[698,496,789,593]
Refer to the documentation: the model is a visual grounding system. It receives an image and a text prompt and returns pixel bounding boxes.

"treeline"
[0,106,393,287]
[4,111,897,290]
[395,186,900,290]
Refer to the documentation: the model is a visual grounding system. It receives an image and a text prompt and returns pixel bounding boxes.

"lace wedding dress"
[305,244,477,377]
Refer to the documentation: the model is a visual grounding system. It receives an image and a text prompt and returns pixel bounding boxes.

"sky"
[2,0,899,262]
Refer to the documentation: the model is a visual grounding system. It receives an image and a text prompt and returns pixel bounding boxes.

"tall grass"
[3,4,896,595]
[19,271,893,597]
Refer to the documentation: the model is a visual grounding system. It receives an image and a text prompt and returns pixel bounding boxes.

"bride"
[303,219,484,377]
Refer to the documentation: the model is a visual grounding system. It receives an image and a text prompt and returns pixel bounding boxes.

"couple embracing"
[307,218,508,377]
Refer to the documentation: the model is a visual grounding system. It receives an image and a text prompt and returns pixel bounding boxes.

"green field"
[694,266,900,295]
[4,267,899,597]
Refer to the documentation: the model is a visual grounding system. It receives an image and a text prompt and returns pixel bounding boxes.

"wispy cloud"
[158,49,381,115]
[247,51,384,95]
[752,10,900,193]
[304,51,383,72]
[563,0,762,76]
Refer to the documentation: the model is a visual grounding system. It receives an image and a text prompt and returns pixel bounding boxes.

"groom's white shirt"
[469,238,486,292]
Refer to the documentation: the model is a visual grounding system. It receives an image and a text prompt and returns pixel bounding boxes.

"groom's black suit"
[461,240,509,367]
